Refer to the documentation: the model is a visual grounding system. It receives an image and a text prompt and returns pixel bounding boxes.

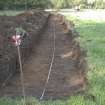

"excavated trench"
[0,12,87,100]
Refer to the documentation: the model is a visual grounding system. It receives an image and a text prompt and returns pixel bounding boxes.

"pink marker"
[12,35,21,46]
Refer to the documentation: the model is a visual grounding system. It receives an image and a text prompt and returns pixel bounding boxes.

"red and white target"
[12,35,21,46]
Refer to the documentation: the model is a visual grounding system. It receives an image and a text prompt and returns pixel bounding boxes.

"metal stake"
[17,45,26,105]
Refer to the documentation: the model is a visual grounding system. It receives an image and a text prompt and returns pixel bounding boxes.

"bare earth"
[0,15,87,100]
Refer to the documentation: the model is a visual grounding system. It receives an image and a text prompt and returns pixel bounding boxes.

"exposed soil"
[0,13,87,100]
[0,11,50,86]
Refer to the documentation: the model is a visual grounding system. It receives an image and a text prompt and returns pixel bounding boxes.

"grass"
[0,11,105,105]
[0,97,97,105]
[66,15,105,105]
[0,10,24,16]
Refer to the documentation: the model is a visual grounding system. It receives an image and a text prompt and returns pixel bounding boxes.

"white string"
[40,21,56,100]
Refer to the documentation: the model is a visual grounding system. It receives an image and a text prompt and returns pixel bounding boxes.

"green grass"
[0,10,24,16]
[66,16,105,105]
[0,13,105,105]
[0,97,97,105]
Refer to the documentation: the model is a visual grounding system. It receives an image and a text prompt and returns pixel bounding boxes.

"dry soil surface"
[0,14,87,100]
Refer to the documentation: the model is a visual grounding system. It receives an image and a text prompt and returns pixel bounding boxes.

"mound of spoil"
[0,11,50,87]
[0,14,87,100]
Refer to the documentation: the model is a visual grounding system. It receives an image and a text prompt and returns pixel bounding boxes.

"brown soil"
[0,11,49,86]
[0,13,87,100]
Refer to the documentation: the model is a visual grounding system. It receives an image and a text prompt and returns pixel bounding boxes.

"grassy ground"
[0,11,105,105]
[66,15,105,105]
[0,10,24,16]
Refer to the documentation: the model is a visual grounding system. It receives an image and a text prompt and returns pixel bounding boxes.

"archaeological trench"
[0,11,87,100]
